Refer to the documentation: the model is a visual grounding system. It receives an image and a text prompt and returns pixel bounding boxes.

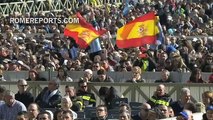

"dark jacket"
[35,87,62,108]
[76,90,96,108]
[170,100,184,116]
[155,79,175,83]
[15,91,34,108]
[147,93,172,108]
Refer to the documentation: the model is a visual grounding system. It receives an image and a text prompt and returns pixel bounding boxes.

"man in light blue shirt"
[0,90,27,120]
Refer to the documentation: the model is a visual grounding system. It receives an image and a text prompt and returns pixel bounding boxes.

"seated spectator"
[26,69,46,81]
[0,90,27,120]
[53,109,63,120]
[0,86,6,105]
[101,59,114,72]
[27,103,40,120]
[187,68,207,83]
[132,103,151,120]
[126,66,145,83]
[202,91,213,107]
[147,84,173,108]
[176,110,193,120]
[62,110,74,120]
[35,79,62,108]
[55,67,73,82]
[119,110,132,120]
[155,69,174,83]
[15,79,34,108]
[171,88,192,116]
[92,62,102,71]
[83,69,94,82]
[155,105,170,119]
[76,80,96,108]
[203,105,213,120]
[119,103,131,113]
[92,69,114,82]
[60,96,77,119]
[37,111,52,120]
[91,105,108,120]
[16,111,28,120]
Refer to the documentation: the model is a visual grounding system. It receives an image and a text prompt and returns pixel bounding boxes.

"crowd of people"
[0,0,213,119]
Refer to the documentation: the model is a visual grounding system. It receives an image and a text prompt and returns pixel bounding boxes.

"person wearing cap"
[176,110,193,120]
[203,105,213,120]
[92,69,114,83]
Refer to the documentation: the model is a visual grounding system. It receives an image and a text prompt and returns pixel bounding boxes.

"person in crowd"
[155,69,174,83]
[183,102,197,113]
[55,67,73,82]
[126,66,146,83]
[187,68,207,83]
[53,109,63,120]
[61,110,74,120]
[26,69,46,81]
[60,96,77,119]
[176,109,194,120]
[203,105,213,120]
[156,104,170,119]
[65,85,83,112]
[132,103,151,120]
[202,91,213,107]
[16,111,29,120]
[35,79,62,108]
[15,79,34,108]
[0,90,27,120]
[171,87,192,116]
[101,59,114,72]
[27,103,40,120]
[0,85,6,105]
[76,80,96,108]
[82,69,94,82]
[147,84,173,108]
[92,69,114,82]
[37,111,52,120]
[91,104,108,120]
[119,103,131,113]
[0,69,6,81]
[119,110,132,120]
[168,106,175,117]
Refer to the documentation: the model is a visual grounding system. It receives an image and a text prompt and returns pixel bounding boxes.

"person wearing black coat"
[35,79,62,108]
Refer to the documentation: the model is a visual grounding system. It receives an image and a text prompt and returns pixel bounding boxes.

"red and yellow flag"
[64,12,106,49]
[116,12,159,48]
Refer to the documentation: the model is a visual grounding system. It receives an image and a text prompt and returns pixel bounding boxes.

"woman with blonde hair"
[60,96,77,119]
[126,66,145,83]
[202,91,213,107]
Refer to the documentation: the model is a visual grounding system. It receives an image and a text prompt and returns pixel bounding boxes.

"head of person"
[16,111,29,120]
[184,102,196,113]
[61,96,73,110]
[161,69,170,81]
[132,66,141,79]
[157,105,170,119]
[156,84,166,97]
[37,111,51,120]
[84,69,93,80]
[0,85,6,100]
[53,109,63,120]
[92,62,101,71]
[97,69,107,82]
[206,105,213,120]
[17,79,28,93]
[65,86,75,97]
[119,103,131,113]
[202,91,213,106]
[96,105,108,119]
[28,69,39,80]
[168,106,175,117]
[57,67,68,77]
[27,103,40,119]
[78,80,88,92]
[176,110,193,120]
[4,90,15,106]
[48,79,60,92]
[189,68,202,82]
[140,103,151,119]
[180,88,191,104]
[61,110,73,120]
[119,110,131,120]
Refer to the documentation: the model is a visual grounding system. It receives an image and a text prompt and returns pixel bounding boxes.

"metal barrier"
[0,0,124,16]
[1,81,213,105]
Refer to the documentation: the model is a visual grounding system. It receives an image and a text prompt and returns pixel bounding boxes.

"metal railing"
[0,0,123,16]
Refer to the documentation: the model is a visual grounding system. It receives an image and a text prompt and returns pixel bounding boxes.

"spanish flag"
[116,12,159,48]
[64,12,106,49]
